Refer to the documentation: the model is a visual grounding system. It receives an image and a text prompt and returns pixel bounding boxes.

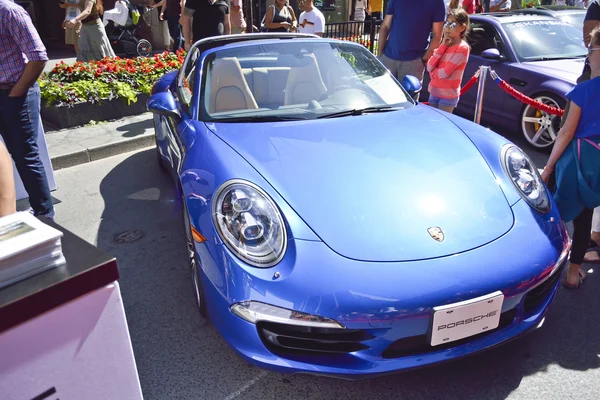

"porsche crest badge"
[428,227,444,242]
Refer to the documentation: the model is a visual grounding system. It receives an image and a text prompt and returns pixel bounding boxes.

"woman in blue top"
[541,26,600,289]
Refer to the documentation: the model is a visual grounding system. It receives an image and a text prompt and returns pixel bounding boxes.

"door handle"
[509,78,527,87]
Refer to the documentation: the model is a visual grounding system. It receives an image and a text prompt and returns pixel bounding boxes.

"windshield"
[200,41,413,122]
[558,13,585,31]
[502,19,587,61]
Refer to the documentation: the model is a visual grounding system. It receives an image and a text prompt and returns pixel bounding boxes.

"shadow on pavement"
[96,148,599,400]
[117,118,154,138]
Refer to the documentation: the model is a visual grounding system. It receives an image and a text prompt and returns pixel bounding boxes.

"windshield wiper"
[532,55,586,61]
[317,106,401,119]
[213,115,308,122]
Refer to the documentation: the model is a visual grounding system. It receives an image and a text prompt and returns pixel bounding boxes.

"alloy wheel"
[521,95,563,149]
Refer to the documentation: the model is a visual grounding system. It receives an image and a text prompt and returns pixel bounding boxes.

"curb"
[51,133,155,170]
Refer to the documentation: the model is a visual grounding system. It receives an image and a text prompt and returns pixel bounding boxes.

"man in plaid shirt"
[0,0,54,219]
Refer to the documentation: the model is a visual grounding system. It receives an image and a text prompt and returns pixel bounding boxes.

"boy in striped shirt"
[427,9,470,114]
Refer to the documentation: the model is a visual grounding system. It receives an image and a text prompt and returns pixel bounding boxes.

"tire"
[136,39,152,57]
[153,117,168,172]
[183,198,208,319]
[520,92,565,149]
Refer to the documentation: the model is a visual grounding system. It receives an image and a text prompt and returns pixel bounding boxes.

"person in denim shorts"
[426,9,470,114]
[427,95,459,109]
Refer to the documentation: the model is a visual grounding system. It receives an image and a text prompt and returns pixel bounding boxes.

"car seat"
[209,58,259,113]
[282,54,328,105]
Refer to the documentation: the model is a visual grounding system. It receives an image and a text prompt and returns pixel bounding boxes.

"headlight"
[501,145,550,213]
[231,301,345,329]
[212,180,287,267]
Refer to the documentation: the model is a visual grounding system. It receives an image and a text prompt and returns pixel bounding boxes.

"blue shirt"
[383,0,446,62]
[566,77,600,140]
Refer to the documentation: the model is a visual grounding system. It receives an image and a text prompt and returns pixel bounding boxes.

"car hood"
[206,106,514,262]
[520,58,585,83]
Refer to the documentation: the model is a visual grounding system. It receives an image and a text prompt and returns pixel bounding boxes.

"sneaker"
[34,210,55,222]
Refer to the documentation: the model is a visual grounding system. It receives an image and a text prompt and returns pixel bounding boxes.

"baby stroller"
[104,0,152,57]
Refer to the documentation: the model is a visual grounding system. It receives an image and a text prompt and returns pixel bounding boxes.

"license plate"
[430,291,504,347]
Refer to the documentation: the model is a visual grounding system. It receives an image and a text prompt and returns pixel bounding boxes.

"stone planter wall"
[41,94,150,131]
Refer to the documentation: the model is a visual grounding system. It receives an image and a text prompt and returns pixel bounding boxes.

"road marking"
[223,370,269,400]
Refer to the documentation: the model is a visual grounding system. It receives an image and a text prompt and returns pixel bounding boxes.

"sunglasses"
[589,47,600,55]
[444,21,459,29]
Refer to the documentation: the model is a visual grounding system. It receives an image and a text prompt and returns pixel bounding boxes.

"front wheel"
[520,93,565,149]
[136,39,152,57]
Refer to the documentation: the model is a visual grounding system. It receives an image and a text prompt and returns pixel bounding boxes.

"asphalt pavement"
[47,143,600,400]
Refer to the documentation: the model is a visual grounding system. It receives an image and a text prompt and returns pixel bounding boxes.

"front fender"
[438,111,523,206]
[179,123,321,247]
[533,79,573,102]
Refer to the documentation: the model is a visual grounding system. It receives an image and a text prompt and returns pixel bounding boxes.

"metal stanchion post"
[248,0,253,33]
[473,65,489,125]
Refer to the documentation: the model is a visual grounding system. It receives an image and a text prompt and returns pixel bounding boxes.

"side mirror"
[481,48,503,61]
[401,75,422,100]
[147,92,181,121]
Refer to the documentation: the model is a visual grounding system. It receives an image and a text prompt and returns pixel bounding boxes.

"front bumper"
[201,252,565,378]
[196,199,569,378]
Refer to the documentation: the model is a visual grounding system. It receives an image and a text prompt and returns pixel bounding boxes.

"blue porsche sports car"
[147,34,570,378]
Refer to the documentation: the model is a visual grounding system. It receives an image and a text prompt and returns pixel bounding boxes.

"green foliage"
[339,52,357,68]
[39,50,186,108]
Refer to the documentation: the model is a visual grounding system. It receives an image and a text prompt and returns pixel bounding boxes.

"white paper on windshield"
[363,75,407,105]
[504,20,569,30]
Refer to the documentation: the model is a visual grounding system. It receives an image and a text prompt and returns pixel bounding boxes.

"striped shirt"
[427,40,470,100]
[0,0,48,84]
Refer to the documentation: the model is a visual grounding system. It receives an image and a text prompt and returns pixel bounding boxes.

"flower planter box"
[39,51,185,131]
[41,94,150,131]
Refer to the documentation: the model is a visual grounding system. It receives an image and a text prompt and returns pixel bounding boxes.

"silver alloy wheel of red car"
[521,94,564,149]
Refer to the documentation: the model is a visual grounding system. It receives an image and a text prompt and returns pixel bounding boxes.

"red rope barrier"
[460,74,478,96]
[497,80,564,117]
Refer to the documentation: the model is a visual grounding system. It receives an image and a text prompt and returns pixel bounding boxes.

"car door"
[458,20,509,122]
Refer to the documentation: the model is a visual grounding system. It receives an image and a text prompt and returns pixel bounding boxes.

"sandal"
[583,248,600,264]
[563,269,586,289]
[588,239,599,250]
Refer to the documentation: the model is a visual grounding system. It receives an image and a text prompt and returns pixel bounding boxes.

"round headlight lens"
[502,145,550,213]
[212,180,287,267]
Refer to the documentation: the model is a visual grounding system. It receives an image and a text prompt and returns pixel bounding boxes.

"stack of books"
[0,212,66,289]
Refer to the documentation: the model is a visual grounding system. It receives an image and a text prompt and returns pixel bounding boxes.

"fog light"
[230,301,346,329]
